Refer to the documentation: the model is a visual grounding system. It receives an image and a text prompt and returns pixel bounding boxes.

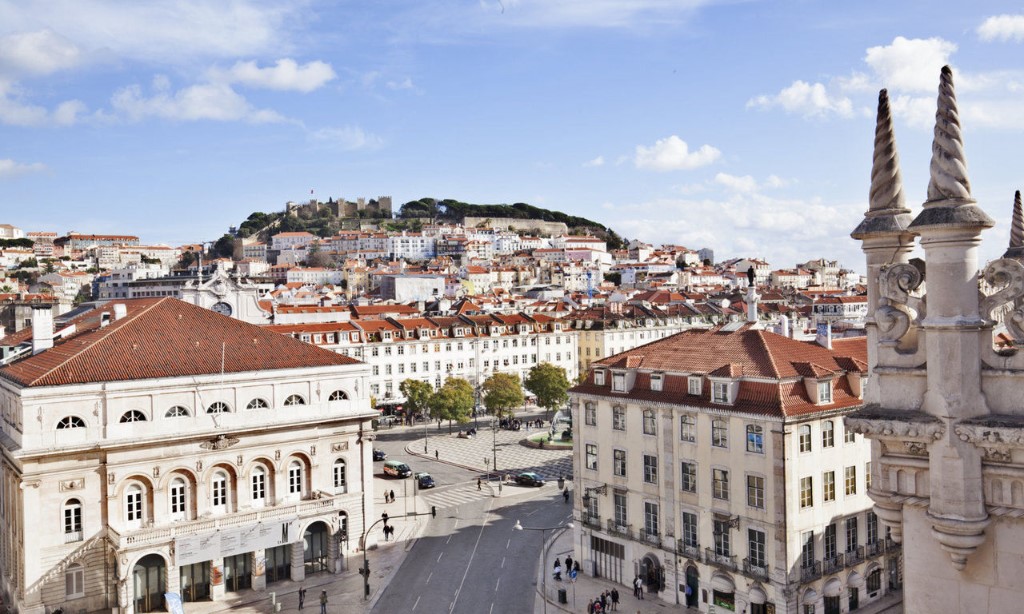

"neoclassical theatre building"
[0,298,375,614]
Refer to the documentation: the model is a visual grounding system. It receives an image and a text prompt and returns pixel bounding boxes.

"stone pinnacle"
[1005,190,1024,259]
[926,65,972,203]
[869,89,907,213]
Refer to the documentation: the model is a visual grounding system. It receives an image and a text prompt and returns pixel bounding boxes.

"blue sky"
[2,1,1024,273]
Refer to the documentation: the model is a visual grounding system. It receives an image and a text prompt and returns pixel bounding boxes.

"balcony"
[823,553,845,576]
[704,547,737,571]
[605,519,633,540]
[884,537,901,553]
[677,540,700,561]
[846,546,864,566]
[108,498,338,549]
[865,540,884,558]
[743,557,769,581]
[639,528,661,547]
[800,561,822,582]
[64,530,84,544]
[581,513,601,529]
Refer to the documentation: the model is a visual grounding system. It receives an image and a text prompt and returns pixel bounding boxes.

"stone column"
[291,540,306,581]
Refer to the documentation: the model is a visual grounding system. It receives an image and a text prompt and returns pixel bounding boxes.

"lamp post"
[359,514,391,600]
[512,520,575,614]
[423,408,429,453]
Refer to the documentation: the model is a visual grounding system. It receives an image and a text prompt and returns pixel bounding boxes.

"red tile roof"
[0,298,359,387]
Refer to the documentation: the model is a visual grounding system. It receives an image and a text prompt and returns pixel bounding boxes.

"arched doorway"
[685,565,699,607]
[303,522,329,575]
[133,554,166,613]
[639,554,662,594]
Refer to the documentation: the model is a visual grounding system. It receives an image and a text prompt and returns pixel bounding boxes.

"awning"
[711,573,735,593]
[749,586,767,604]
[823,578,842,598]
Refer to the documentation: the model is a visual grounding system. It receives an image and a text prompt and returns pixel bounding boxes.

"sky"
[2,1,1024,274]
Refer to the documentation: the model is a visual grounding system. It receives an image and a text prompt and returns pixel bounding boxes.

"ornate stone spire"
[852,89,913,239]
[1004,191,1024,259]
[910,66,994,230]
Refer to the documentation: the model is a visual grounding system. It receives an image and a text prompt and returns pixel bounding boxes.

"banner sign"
[175,517,298,566]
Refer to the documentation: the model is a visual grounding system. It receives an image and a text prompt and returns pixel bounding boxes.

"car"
[515,472,546,487]
[415,472,435,489]
[383,460,412,478]
[372,449,387,461]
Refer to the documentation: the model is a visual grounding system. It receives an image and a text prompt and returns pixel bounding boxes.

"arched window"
[65,562,85,598]
[284,395,306,407]
[333,459,347,493]
[57,416,86,429]
[799,424,812,452]
[169,477,188,521]
[822,420,835,448]
[211,471,229,514]
[246,398,269,410]
[206,401,230,414]
[125,484,144,529]
[251,466,267,508]
[165,406,191,418]
[288,460,304,498]
[119,410,147,423]
[63,498,83,541]
[328,390,348,401]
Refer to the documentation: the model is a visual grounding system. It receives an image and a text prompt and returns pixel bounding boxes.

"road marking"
[506,538,510,549]
[501,556,505,569]
[448,496,495,613]
[437,552,444,562]
[495,577,500,592]
[412,596,420,611]
[426,571,433,584]
[489,603,494,614]
[446,534,453,544]
[526,508,539,517]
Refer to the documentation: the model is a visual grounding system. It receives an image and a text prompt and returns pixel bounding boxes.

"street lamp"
[512,520,575,614]
[358,514,391,600]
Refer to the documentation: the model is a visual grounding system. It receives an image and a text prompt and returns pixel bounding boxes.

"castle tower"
[849,66,1024,612]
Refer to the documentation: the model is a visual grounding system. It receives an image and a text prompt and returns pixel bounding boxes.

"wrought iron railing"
[823,553,845,575]
[605,519,633,539]
[704,547,737,571]
[677,540,700,560]
[800,561,822,582]
[743,557,769,580]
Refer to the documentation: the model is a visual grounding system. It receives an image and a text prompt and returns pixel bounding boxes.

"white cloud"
[213,58,336,93]
[0,82,85,126]
[477,0,717,29]
[747,80,853,118]
[634,135,720,171]
[111,82,285,123]
[978,14,1024,42]
[0,29,80,77]
[714,173,758,193]
[386,77,415,91]
[864,36,956,93]
[308,125,384,151]
[0,1,295,65]
[0,158,47,178]
[887,94,935,129]
[583,156,604,167]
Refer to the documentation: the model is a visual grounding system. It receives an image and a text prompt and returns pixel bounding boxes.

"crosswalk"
[418,483,490,510]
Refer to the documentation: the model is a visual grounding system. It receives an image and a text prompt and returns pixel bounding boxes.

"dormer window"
[712,381,730,404]
[650,373,663,392]
[687,376,701,395]
[594,370,605,386]
[817,380,833,404]
[612,372,626,393]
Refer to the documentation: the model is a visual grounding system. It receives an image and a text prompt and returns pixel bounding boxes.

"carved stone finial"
[926,66,972,203]
[1005,191,1024,259]
[852,89,913,239]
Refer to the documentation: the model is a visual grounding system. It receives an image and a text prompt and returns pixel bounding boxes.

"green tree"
[429,377,474,432]
[211,234,237,259]
[481,372,524,420]
[399,379,434,422]
[524,362,571,421]
[73,284,93,305]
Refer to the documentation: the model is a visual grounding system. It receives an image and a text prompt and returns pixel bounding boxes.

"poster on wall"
[174,517,298,566]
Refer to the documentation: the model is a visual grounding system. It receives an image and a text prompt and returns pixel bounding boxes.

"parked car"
[416,472,436,489]
[372,449,387,461]
[383,460,412,478]
[515,472,546,487]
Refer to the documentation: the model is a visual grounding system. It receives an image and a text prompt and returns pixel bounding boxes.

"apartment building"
[569,325,900,613]
[0,299,375,614]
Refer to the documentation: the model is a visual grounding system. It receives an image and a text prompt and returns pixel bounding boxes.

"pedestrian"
[573,560,580,574]
[638,577,644,600]
[587,599,595,614]
[611,588,619,611]
[632,576,640,599]
[554,562,562,581]
[565,555,573,573]
[593,598,602,613]
[563,487,569,503]
[389,489,395,503]
[435,449,439,460]
[477,478,482,490]
[319,590,327,614]
[298,586,306,610]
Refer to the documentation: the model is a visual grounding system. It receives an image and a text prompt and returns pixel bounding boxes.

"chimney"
[31,306,54,355]
[113,303,127,320]
[780,315,790,338]
[100,312,111,328]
